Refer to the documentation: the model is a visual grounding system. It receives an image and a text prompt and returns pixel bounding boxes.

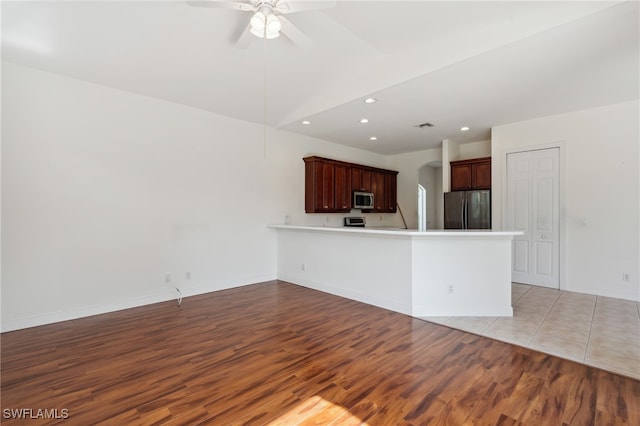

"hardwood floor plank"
[1,281,638,425]
[595,370,639,423]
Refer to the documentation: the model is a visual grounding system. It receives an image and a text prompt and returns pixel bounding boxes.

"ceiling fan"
[187,0,335,48]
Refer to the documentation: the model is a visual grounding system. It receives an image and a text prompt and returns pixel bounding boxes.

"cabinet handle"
[324,205,328,208]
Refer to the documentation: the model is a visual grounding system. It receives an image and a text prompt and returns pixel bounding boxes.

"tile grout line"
[479,316,499,334]
[478,283,532,334]
[512,284,533,305]
[524,289,563,347]
[480,284,531,335]
[582,295,598,363]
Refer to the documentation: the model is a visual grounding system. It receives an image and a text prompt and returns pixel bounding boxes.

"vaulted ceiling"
[3,1,638,155]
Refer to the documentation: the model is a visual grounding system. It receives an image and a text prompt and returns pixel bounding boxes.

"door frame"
[500,142,566,290]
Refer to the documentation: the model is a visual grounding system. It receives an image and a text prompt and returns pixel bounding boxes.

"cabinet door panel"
[371,172,385,211]
[351,168,362,192]
[334,165,351,212]
[474,161,492,189]
[352,167,372,192]
[451,164,472,191]
[361,170,372,192]
[318,162,335,211]
[384,173,397,212]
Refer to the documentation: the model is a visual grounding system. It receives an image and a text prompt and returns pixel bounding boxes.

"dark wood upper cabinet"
[371,171,385,210]
[304,156,398,213]
[451,164,472,191]
[334,164,351,212]
[473,161,491,189]
[305,159,335,212]
[384,173,397,213]
[450,157,491,191]
[351,167,372,192]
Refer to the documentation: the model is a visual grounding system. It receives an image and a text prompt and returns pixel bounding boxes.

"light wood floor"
[2,281,639,425]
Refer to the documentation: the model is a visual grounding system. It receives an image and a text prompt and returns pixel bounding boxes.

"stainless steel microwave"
[353,191,374,209]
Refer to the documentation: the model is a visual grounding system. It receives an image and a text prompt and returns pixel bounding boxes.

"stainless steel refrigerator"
[444,190,491,229]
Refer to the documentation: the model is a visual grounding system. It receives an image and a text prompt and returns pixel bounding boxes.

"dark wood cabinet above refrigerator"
[450,157,491,191]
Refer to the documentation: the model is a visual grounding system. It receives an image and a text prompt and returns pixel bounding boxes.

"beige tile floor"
[422,283,640,380]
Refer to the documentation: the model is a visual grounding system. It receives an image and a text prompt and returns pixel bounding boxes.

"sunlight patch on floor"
[267,395,366,425]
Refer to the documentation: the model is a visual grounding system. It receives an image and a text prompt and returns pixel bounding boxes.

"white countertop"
[269,225,522,237]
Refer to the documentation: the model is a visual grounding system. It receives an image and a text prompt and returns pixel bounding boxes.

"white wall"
[459,139,491,160]
[387,148,443,229]
[492,100,639,301]
[0,62,388,331]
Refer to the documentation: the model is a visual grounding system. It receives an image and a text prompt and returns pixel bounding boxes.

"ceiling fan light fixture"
[266,14,282,33]
[250,11,266,37]
[250,7,281,39]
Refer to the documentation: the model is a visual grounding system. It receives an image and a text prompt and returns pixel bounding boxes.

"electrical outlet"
[185,272,191,280]
[622,273,630,281]
[165,273,171,283]
[301,263,305,272]
[447,285,454,294]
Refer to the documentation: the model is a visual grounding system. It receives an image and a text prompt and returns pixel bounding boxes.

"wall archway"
[417,161,443,229]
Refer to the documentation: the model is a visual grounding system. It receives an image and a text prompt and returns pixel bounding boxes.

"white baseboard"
[278,273,412,316]
[1,273,277,333]
[1,292,172,333]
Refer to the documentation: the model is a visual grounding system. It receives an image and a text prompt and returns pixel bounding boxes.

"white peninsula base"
[270,226,521,318]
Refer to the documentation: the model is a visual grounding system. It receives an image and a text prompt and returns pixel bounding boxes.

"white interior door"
[507,148,560,288]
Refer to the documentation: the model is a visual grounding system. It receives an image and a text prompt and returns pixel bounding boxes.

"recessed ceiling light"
[364,97,377,104]
[302,120,311,125]
[370,136,378,141]
[460,126,470,131]
[359,118,370,124]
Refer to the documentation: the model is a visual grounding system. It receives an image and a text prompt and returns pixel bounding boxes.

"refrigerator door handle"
[463,199,468,229]
[466,198,470,229]
[461,198,466,230]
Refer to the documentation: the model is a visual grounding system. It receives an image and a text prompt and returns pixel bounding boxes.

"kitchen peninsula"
[270,225,522,317]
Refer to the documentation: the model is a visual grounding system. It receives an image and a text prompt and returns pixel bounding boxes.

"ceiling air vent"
[415,122,435,128]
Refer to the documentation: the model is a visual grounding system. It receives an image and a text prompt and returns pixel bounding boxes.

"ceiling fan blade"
[236,24,253,49]
[187,0,256,12]
[275,1,336,14]
[278,15,313,49]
